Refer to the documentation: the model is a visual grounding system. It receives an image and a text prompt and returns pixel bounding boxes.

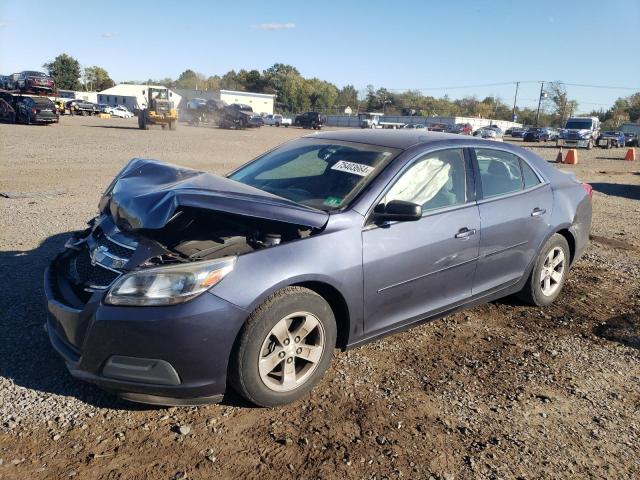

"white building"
[219,89,275,115]
[97,84,182,111]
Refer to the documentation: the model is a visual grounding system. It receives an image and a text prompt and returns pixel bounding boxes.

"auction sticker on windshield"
[331,160,375,177]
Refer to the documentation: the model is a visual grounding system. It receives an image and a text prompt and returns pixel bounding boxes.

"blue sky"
[1,0,639,111]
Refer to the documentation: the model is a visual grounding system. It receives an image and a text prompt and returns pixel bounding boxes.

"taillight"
[581,183,593,199]
[32,108,37,114]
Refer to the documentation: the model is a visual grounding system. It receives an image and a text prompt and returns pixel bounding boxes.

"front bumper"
[557,138,590,148]
[44,250,250,405]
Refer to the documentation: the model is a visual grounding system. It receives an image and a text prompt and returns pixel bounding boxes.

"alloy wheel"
[540,246,565,297]
[258,311,325,392]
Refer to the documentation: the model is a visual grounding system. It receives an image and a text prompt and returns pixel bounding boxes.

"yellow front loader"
[138,87,177,130]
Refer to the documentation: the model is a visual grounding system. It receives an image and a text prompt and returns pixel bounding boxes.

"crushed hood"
[98,158,329,231]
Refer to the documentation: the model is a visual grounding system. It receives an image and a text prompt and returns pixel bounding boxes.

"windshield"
[565,120,593,129]
[229,138,400,211]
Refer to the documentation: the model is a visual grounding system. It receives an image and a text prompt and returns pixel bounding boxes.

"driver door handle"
[455,227,476,239]
[531,207,546,217]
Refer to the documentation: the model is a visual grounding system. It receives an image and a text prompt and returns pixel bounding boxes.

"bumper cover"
[44,256,249,404]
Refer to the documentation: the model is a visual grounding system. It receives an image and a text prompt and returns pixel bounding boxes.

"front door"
[362,148,480,336]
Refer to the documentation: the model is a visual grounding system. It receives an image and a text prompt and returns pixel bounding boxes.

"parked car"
[15,70,55,93]
[263,114,292,127]
[16,96,59,124]
[109,105,135,118]
[249,114,264,127]
[511,128,528,138]
[44,130,592,407]
[473,127,503,141]
[0,98,16,123]
[402,123,426,129]
[621,123,640,147]
[446,123,472,135]
[623,132,638,147]
[597,131,626,149]
[523,127,551,142]
[66,99,98,116]
[427,123,448,132]
[486,125,504,136]
[0,75,11,90]
[294,111,324,129]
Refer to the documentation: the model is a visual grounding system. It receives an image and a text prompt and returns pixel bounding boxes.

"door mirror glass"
[373,200,422,222]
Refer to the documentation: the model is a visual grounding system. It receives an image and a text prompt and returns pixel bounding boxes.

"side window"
[386,149,467,212]
[521,159,541,188]
[475,149,523,198]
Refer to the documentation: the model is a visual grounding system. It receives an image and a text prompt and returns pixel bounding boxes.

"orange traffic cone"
[555,148,563,163]
[564,149,578,165]
[624,148,636,161]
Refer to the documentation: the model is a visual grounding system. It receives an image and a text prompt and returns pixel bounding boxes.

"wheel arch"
[555,227,577,264]
[291,280,351,349]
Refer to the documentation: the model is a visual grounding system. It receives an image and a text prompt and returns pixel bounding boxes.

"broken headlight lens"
[105,257,236,306]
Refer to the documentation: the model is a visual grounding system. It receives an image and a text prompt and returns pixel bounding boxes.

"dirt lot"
[1,116,639,480]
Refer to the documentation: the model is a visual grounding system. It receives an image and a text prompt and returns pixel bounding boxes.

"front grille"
[69,248,121,289]
[95,234,135,260]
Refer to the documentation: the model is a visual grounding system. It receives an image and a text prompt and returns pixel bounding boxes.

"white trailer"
[358,112,404,129]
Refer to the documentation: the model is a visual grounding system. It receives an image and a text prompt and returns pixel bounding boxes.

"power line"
[365,80,640,93]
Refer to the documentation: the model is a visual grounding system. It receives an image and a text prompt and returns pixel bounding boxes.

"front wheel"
[229,287,336,407]
[518,234,570,306]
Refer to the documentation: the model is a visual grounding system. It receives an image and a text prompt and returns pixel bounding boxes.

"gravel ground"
[0,116,639,479]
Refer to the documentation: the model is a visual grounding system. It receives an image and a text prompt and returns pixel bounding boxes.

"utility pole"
[535,81,545,127]
[512,81,519,122]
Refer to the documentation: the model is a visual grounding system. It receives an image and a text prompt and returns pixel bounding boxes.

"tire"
[517,233,570,307]
[229,286,336,407]
[275,122,280,127]
[587,139,593,150]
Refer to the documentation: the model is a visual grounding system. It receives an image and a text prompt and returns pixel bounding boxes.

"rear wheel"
[230,287,336,407]
[518,233,570,306]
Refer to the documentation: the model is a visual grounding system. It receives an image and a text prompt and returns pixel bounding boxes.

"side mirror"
[372,200,422,223]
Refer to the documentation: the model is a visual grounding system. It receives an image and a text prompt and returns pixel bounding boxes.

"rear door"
[362,148,480,335]
[471,147,552,295]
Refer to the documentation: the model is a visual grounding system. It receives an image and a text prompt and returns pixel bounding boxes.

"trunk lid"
[99,158,329,231]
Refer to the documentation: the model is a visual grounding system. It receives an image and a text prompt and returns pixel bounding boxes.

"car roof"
[306,129,465,149]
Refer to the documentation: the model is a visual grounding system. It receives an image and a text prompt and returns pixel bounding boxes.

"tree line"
[43,53,639,127]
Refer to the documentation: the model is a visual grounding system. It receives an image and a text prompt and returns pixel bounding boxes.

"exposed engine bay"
[50,158,329,306]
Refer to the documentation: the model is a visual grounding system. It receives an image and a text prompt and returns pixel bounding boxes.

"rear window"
[32,97,53,105]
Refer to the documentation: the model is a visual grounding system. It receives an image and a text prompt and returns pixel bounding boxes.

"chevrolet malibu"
[45,130,592,407]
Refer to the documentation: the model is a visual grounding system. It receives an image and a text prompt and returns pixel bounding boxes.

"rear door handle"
[455,227,476,239]
[531,208,546,217]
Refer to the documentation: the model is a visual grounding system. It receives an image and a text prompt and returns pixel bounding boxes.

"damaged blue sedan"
[45,130,592,407]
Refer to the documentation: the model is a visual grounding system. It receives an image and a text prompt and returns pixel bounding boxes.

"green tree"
[84,66,114,91]
[175,69,208,90]
[335,85,359,112]
[43,53,81,90]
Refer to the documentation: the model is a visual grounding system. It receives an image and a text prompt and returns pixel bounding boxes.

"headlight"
[105,257,236,306]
